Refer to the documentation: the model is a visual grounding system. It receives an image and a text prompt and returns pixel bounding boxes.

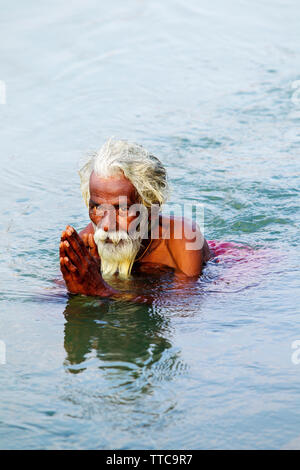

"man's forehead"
[89,171,137,200]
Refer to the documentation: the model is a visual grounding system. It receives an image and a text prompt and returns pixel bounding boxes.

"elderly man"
[59,139,212,298]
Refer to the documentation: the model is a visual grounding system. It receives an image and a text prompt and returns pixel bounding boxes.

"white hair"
[78,138,169,208]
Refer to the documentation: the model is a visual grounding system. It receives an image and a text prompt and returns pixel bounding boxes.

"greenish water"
[0,0,300,449]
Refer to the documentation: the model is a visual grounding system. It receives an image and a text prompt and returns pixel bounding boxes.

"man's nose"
[101,210,117,232]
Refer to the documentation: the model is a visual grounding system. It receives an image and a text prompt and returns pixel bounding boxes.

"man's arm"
[166,218,205,277]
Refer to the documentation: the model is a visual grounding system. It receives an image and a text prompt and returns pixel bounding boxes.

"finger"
[61,229,68,241]
[64,256,78,274]
[63,226,86,259]
[63,226,77,243]
[59,241,65,258]
[63,240,81,268]
[64,257,80,284]
[82,233,95,256]
[65,225,76,236]
[82,233,89,247]
[88,233,95,249]
[68,227,90,259]
[60,257,78,292]
[89,234,99,258]
[60,256,69,276]
[60,255,75,276]
[72,227,89,252]
[60,257,76,283]
[67,234,87,264]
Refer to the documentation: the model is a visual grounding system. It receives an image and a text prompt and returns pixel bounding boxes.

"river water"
[0,0,300,449]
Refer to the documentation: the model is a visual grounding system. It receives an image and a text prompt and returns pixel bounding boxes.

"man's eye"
[119,206,128,213]
[90,204,103,213]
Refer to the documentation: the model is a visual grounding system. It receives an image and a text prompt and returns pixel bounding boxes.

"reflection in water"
[62,295,187,403]
[1,0,299,449]
[60,296,189,431]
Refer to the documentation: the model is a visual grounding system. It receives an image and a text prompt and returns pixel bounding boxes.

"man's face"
[89,170,140,234]
[88,171,148,278]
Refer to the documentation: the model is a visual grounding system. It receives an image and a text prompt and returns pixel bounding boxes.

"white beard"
[92,215,148,279]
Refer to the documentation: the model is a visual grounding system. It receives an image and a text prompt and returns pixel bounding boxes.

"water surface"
[0,0,300,449]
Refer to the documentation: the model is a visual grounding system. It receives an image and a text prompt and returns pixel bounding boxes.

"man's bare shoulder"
[160,215,201,244]
[159,216,201,276]
[79,222,94,238]
[161,215,212,272]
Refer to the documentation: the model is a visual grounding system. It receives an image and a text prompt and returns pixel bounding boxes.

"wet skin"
[59,171,212,297]
[59,226,117,298]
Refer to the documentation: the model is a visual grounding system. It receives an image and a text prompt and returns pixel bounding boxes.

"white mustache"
[92,222,143,279]
[93,227,132,245]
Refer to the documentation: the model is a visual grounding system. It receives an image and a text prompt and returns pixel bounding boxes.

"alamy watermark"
[0,80,6,104]
[0,340,6,365]
[291,340,300,365]
[90,200,205,250]
[291,80,300,105]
